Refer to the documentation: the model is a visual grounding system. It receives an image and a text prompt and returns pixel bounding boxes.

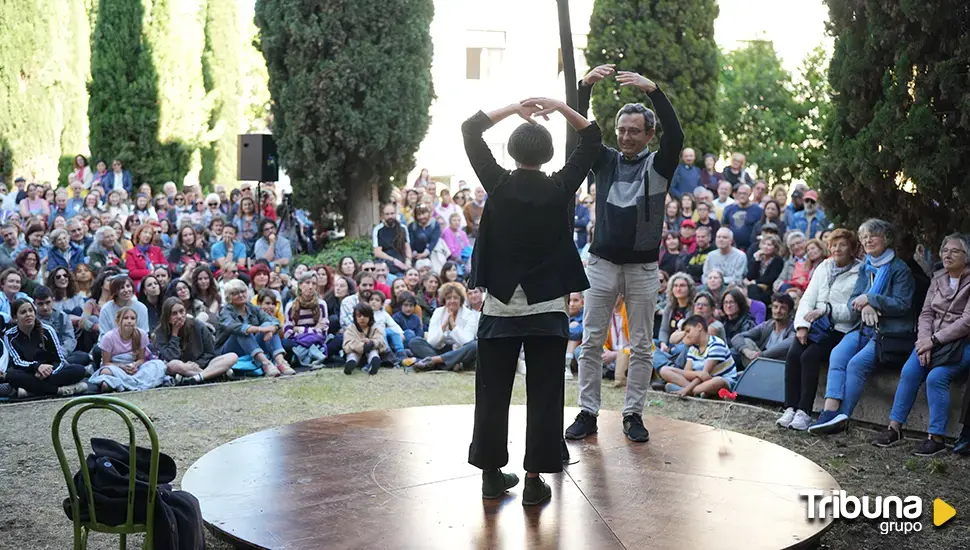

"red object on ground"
[718,388,738,400]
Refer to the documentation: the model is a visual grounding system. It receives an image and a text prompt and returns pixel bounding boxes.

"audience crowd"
[0,150,967,457]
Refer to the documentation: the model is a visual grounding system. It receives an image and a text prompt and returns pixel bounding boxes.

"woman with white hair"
[87,226,126,271]
[46,228,85,272]
[216,279,293,377]
[203,193,222,227]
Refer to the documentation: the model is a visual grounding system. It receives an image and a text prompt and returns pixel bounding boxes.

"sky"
[714,0,831,71]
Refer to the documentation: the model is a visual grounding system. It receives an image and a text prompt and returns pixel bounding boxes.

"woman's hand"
[36,364,54,379]
[601,350,618,364]
[915,337,934,355]
[803,309,825,323]
[861,304,879,326]
[122,363,139,375]
[796,327,809,346]
[582,64,615,86]
[660,342,670,354]
[852,294,870,311]
[519,97,564,119]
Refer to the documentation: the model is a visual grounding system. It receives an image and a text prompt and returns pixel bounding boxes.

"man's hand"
[796,327,809,346]
[861,305,879,326]
[616,71,657,93]
[582,64,615,86]
[803,309,825,323]
[36,364,54,379]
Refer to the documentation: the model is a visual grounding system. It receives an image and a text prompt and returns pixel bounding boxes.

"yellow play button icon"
[934,498,956,527]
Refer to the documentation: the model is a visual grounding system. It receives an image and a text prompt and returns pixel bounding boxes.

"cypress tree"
[201,0,245,189]
[821,0,970,248]
[585,0,721,159]
[55,0,93,185]
[255,0,435,237]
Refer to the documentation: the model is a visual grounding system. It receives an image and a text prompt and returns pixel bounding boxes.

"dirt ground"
[1,369,968,549]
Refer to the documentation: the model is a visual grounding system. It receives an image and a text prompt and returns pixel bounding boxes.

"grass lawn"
[1,369,968,549]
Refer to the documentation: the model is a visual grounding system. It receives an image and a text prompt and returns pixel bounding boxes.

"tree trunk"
[344,178,379,238]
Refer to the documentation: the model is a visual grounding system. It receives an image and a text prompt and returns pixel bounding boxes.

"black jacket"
[463,111,601,304]
[4,323,66,374]
[63,438,204,550]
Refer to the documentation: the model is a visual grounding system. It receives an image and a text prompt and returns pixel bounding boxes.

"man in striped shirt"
[658,315,739,398]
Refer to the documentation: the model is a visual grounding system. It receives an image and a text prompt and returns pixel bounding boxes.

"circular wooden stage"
[182,405,839,549]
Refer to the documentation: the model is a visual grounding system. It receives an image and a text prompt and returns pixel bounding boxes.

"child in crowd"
[257,290,285,337]
[366,290,408,361]
[284,274,329,369]
[342,303,387,375]
[659,315,739,399]
[564,292,584,380]
[391,291,423,345]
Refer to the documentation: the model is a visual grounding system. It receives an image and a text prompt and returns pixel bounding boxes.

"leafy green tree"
[201,0,246,189]
[719,40,810,185]
[255,0,435,237]
[585,0,721,159]
[792,46,832,189]
[820,0,970,248]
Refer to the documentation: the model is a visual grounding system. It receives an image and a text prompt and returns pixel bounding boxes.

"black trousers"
[784,331,844,412]
[5,364,87,396]
[468,335,565,474]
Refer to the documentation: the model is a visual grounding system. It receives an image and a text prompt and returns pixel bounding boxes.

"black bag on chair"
[874,328,916,365]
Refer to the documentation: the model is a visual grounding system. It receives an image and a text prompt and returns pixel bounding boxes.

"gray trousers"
[577,257,660,416]
[409,338,478,369]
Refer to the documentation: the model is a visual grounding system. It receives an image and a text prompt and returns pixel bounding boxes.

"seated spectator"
[564,291,584,380]
[33,286,90,365]
[434,189,464,229]
[790,238,828,292]
[752,199,787,241]
[679,220,698,254]
[700,268,726,307]
[20,183,50,220]
[192,266,222,318]
[659,315,739,398]
[324,275,353,337]
[777,230,863,430]
[47,228,85,272]
[391,291,423,346]
[694,200,720,235]
[0,223,26,266]
[442,212,470,261]
[167,279,213,330]
[663,199,683,232]
[871,233,970,456]
[440,261,460,284]
[659,232,685,276]
[87,226,125,271]
[342,302,387,375]
[722,152,754,189]
[699,153,723,193]
[810,218,915,435]
[168,224,209,277]
[88,307,170,392]
[68,219,93,255]
[153,297,237,385]
[712,180,735,221]
[685,225,715,284]
[217,279,292,377]
[774,231,809,292]
[465,287,483,313]
[703,228,747,286]
[669,147,700,200]
[661,293,727,376]
[98,275,150,343]
[745,234,784,304]
[792,190,827,238]
[463,186,486,240]
[2,298,87,398]
[680,194,697,222]
[125,224,166,290]
[416,272,441,329]
[371,260,393,298]
[16,249,43,290]
[720,287,756,344]
[366,290,407,360]
[137,275,164,331]
[48,266,86,322]
[730,293,795,367]
[210,223,247,271]
[408,204,441,268]
[573,194,591,250]
[657,273,696,360]
[233,196,260,248]
[0,267,30,321]
[254,218,292,271]
[598,295,631,387]
[403,267,422,294]
[721,184,762,251]
[373,202,412,275]
[410,282,479,372]
[339,272,376,330]
[283,274,329,369]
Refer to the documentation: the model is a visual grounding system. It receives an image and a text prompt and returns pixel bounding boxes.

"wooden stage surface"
[182,405,839,549]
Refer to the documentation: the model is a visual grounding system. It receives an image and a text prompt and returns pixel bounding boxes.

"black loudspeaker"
[733,358,786,404]
[237,134,279,182]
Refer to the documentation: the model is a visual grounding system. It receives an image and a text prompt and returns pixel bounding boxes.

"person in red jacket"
[126,224,167,289]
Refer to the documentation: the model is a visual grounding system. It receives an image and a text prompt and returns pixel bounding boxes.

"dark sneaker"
[482,469,519,499]
[808,411,849,435]
[954,433,970,456]
[622,413,650,442]
[343,359,358,375]
[913,438,947,457]
[413,358,435,372]
[651,379,667,391]
[872,427,903,448]
[565,411,597,440]
[367,356,381,375]
[522,476,551,506]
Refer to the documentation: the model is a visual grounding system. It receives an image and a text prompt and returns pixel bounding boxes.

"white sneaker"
[789,410,813,431]
[776,408,796,428]
[564,367,574,380]
[57,381,89,397]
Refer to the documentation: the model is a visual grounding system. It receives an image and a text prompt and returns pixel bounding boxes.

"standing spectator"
[703,228,748,286]
[373,202,412,275]
[730,293,795,367]
[699,153,723,193]
[778,228,861,431]
[792,190,827,238]
[463,186,487,240]
[669,147,700,200]
[101,159,133,194]
[125,225,166,289]
[722,153,754,189]
[810,219,915,435]
[253,218,292,271]
[721,184,763,251]
[72,155,95,188]
[711,180,735,221]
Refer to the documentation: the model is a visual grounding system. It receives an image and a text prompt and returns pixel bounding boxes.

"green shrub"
[296,237,372,268]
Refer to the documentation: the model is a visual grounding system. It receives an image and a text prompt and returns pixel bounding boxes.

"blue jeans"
[890,346,970,435]
[220,331,285,361]
[386,331,405,354]
[402,329,417,346]
[824,329,879,416]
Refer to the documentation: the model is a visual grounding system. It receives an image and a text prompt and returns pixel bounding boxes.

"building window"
[466,47,504,80]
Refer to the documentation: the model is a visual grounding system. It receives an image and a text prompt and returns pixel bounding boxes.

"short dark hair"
[771,292,795,312]
[259,218,276,234]
[399,291,416,306]
[682,314,708,331]
[507,122,554,166]
[32,285,54,301]
[257,288,277,305]
[614,103,657,130]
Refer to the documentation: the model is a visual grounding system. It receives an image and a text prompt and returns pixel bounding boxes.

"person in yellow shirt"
[604,296,631,388]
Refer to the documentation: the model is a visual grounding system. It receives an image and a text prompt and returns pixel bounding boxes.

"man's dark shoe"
[872,427,903,448]
[564,411,597,440]
[482,469,519,499]
[954,432,970,456]
[343,359,358,375]
[522,475,551,506]
[913,438,947,457]
[622,413,650,443]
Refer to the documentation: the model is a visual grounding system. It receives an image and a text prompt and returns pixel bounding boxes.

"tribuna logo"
[801,490,923,535]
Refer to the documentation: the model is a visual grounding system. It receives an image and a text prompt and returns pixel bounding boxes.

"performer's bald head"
[508,122,554,167]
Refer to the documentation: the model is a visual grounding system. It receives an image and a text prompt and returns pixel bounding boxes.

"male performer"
[464,96,601,505]
[565,66,684,443]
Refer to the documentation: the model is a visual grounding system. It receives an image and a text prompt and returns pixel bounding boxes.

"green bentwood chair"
[52,396,161,550]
